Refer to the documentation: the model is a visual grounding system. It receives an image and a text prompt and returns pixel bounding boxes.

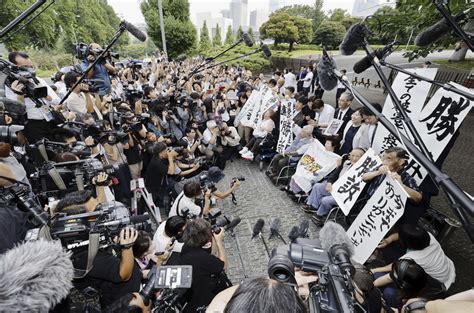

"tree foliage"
[224,25,234,46]
[199,21,212,52]
[313,21,346,50]
[236,26,243,42]
[260,12,313,51]
[0,0,127,52]
[275,0,326,32]
[248,27,254,42]
[213,23,222,47]
[141,0,197,59]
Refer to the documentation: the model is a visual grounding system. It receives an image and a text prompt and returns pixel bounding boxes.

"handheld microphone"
[0,240,74,312]
[241,32,254,47]
[261,44,272,58]
[224,216,241,232]
[122,20,147,42]
[317,49,339,91]
[414,10,470,46]
[251,218,265,239]
[269,217,281,239]
[288,225,300,243]
[340,23,368,56]
[297,219,309,238]
[353,41,398,74]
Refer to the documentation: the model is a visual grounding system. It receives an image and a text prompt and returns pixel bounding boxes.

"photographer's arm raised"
[212,180,240,200]
[119,228,138,281]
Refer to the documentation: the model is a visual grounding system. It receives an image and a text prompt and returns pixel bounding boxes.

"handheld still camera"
[268,238,358,313]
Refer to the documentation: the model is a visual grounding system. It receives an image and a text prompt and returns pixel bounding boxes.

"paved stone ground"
[217,86,474,293]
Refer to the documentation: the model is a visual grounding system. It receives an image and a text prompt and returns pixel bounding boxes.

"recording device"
[231,176,245,185]
[252,218,265,239]
[206,207,236,233]
[0,240,73,312]
[339,23,369,56]
[82,79,104,93]
[122,20,147,42]
[51,201,151,251]
[199,174,217,192]
[297,219,310,239]
[74,42,120,62]
[317,49,339,91]
[0,124,24,145]
[241,32,254,47]
[269,222,359,312]
[0,58,48,99]
[0,96,26,120]
[288,225,300,243]
[0,183,50,226]
[261,43,272,58]
[414,8,472,47]
[353,41,398,74]
[269,217,286,244]
[212,216,241,234]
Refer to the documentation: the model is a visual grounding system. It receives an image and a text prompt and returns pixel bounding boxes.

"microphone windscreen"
[319,221,354,257]
[123,20,147,42]
[340,23,368,56]
[0,97,26,117]
[353,55,373,74]
[288,226,299,243]
[317,56,338,91]
[414,18,451,46]
[269,218,281,235]
[298,219,309,238]
[225,217,242,231]
[261,44,272,58]
[241,32,254,47]
[0,240,73,312]
[252,218,265,238]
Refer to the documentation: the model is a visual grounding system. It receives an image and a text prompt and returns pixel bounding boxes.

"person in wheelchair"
[266,125,314,182]
[301,148,365,226]
[239,109,276,161]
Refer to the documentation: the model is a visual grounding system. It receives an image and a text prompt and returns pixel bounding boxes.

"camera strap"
[73,232,100,279]
[231,192,237,205]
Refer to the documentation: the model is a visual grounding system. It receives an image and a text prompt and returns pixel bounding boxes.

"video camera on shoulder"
[1,58,47,100]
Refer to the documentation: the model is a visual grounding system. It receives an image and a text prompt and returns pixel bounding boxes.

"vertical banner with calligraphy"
[347,176,409,264]
[331,148,382,216]
[292,141,341,192]
[234,90,261,128]
[372,69,438,184]
[250,85,280,128]
[276,99,296,154]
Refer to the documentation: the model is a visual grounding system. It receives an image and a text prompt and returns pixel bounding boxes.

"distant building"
[230,0,248,31]
[221,9,231,19]
[195,13,232,42]
[352,0,396,17]
[269,0,286,14]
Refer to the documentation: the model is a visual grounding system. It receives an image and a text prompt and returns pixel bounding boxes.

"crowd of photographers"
[0,41,471,313]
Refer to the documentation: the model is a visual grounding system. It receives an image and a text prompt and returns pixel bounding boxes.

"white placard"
[323,118,344,136]
[234,90,261,128]
[292,141,341,192]
[331,148,382,216]
[276,98,295,154]
[347,176,409,264]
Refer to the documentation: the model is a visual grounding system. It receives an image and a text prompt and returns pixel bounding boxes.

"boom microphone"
[224,216,241,232]
[0,240,74,312]
[317,49,339,91]
[0,97,26,117]
[269,217,281,239]
[122,20,147,42]
[319,221,354,257]
[340,23,368,56]
[241,32,254,47]
[297,219,309,238]
[414,10,469,47]
[251,218,265,239]
[288,225,300,243]
[261,44,272,58]
[353,41,398,74]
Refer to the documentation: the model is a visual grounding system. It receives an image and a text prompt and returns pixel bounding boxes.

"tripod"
[130,178,161,226]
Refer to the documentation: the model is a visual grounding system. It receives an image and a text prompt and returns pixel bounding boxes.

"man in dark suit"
[333,91,355,138]
[293,96,307,127]
[296,66,307,93]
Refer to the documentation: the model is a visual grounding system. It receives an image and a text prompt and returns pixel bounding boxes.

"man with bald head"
[81,43,116,96]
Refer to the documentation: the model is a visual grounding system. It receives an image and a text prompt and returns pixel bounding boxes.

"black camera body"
[199,174,216,192]
[1,58,47,100]
[206,208,231,234]
[268,239,357,313]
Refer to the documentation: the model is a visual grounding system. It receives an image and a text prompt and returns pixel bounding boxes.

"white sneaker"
[239,147,249,155]
[242,151,254,160]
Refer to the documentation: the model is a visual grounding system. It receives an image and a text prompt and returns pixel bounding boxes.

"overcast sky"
[108,0,355,24]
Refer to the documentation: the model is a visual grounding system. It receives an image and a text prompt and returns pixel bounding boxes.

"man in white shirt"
[153,216,187,254]
[311,99,335,129]
[283,68,297,91]
[64,71,94,115]
[359,103,382,149]
[169,181,211,218]
[301,66,314,96]
[5,51,61,143]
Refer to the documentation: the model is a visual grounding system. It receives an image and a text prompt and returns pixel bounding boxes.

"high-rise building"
[269,0,286,14]
[250,9,268,31]
[221,9,231,19]
[230,0,248,31]
[195,12,232,42]
[352,0,396,17]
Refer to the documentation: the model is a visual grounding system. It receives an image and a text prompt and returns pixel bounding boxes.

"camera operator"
[180,127,202,160]
[169,181,212,218]
[63,71,100,118]
[219,122,241,160]
[5,51,61,143]
[145,142,178,208]
[155,104,183,141]
[81,43,116,96]
[153,216,187,255]
[122,112,147,179]
[167,218,228,313]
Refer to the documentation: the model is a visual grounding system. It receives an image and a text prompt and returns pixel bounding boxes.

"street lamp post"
[158,0,167,59]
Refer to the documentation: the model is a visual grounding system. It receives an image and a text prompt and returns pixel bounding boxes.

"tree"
[213,23,222,47]
[312,0,326,31]
[225,25,234,46]
[248,27,255,42]
[274,1,326,32]
[236,26,243,42]
[199,21,211,51]
[260,12,313,51]
[141,0,197,58]
[313,21,346,50]
[328,8,349,22]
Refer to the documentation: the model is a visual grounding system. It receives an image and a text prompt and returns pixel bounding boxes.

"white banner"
[292,141,341,192]
[347,176,409,264]
[372,68,438,184]
[331,148,382,216]
[276,99,295,154]
[234,90,261,128]
[249,85,280,129]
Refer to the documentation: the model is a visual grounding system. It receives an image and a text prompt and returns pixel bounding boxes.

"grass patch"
[36,69,55,78]
[435,58,474,71]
